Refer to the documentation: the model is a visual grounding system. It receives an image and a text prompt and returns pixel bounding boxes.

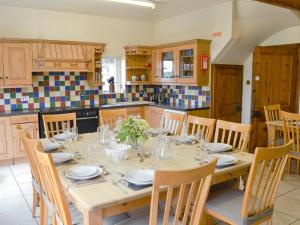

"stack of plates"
[43,142,61,152]
[211,154,238,167]
[51,152,74,164]
[205,143,232,153]
[65,166,103,180]
[173,135,197,145]
[124,169,154,186]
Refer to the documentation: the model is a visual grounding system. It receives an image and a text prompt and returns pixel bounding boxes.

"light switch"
[255,76,260,81]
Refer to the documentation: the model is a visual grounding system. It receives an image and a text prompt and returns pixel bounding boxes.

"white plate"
[43,142,61,152]
[65,166,103,180]
[211,154,238,167]
[205,143,232,153]
[52,153,74,164]
[54,133,68,141]
[124,169,154,185]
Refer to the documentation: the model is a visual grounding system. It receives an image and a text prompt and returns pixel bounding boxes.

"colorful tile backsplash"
[0,72,210,112]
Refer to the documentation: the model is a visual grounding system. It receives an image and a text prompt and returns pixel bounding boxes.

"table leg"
[83,209,103,225]
[267,125,276,147]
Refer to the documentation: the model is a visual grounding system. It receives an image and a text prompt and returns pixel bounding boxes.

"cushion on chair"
[206,189,273,225]
[114,210,180,225]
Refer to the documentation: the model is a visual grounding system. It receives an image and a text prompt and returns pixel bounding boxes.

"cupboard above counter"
[125,39,211,86]
[0,38,106,87]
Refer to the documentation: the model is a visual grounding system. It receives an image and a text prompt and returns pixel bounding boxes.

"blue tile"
[39,103,45,109]
[16,88,22,93]
[54,81,60,87]
[50,97,56,103]
[11,104,17,110]
[34,92,39,98]
[4,99,10,104]
[44,87,50,92]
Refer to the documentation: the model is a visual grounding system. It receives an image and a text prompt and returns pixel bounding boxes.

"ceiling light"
[106,0,156,9]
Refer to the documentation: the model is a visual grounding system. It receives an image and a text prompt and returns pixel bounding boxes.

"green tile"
[50,102,55,108]
[10,93,16,98]
[60,81,65,86]
[17,104,22,110]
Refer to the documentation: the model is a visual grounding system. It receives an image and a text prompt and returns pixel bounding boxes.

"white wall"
[154,1,234,62]
[241,54,253,123]
[0,5,155,56]
[261,25,300,46]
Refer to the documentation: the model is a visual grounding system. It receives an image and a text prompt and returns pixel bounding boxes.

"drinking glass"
[97,125,110,145]
[86,143,97,164]
[155,134,172,160]
[71,127,79,141]
[196,129,207,156]
[65,128,73,143]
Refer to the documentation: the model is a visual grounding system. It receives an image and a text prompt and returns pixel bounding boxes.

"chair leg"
[297,159,300,175]
[32,186,38,218]
[201,212,213,225]
[266,217,273,225]
[288,157,292,174]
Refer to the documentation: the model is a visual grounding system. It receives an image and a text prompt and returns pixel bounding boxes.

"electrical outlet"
[21,96,29,102]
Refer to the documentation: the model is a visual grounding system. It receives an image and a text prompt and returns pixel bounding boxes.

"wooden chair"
[205,141,292,225]
[214,120,252,152]
[17,126,42,221]
[264,104,284,146]
[281,111,300,174]
[34,141,129,225]
[42,113,76,138]
[160,111,185,135]
[115,159,217,225]
[99,108,127,129]
[186,115,216,142]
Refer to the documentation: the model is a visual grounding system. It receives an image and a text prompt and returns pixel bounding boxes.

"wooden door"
[0,117,13,162]
[3,43,32,86]
[176,44,197,84]
[11,122,39,159]
[251,46,298,150]
[211,64,243,122]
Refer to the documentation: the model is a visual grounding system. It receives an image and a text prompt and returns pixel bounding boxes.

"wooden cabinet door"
[0,117,13,161]
[126,107,144,118]
[11,122,39,159]
[151,49,161,83]
[0,43,4,86]
[159,48,177,83]
[176,44,198,84]
[145,106,164,128]
[3,43,32,86]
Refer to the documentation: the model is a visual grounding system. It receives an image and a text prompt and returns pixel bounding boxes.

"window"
[102,56,123,93]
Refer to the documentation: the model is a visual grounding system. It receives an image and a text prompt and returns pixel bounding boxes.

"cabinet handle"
[5,76,8,79]
[0,77,3,80]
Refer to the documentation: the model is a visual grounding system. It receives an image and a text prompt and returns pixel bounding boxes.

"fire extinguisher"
[200,54,209,71]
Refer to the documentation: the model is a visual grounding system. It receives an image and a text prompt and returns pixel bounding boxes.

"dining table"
[50,132,254,225]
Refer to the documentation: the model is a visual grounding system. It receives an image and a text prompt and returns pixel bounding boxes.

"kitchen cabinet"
[144,106,165,128]
[151,48,160,83]
[0,44,3,86]
[0,117,13,165]
[11,114,39,163]
[154,39,211,86]
[2,43,32,86]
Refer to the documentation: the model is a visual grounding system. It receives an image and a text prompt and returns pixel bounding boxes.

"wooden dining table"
[52,133,254,225]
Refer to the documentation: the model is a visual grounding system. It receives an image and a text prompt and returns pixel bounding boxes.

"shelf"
[89,81,105,86]
[126,81,152,85]
[126,54,152,56]
[126,67,151,70]
[33,58,92,63]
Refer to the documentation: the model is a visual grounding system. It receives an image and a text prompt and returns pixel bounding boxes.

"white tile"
[291,220,300,225]
[0,186,22,201]
[272,210,297,225]
[14,172,32,184]
[277,181,299,195]
[19,182,33,195]
[0,211,37,225]
[24,195,40,218]
[275,195,300,219]
[282,174,300,186]
[0,166,12,176]
[10,163,31,175]
[0,175,17,188]
[0,197,31,217]
[285,188,300,201]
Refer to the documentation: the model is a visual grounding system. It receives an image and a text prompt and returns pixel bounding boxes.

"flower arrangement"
[116,117,150,145]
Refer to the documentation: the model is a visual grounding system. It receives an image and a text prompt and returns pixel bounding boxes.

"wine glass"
[71,127,79,141]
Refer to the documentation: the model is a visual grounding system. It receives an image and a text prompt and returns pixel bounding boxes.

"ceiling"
[0,0,232,21]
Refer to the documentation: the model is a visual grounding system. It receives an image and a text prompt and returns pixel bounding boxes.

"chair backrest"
[34,141,72,225]
[17,127,41,187]
[99,108,127,129]
[149,159,217,225]
[160,111,185,135]
[214,120,252,152]
[43,113,76,138]
[241,141,292,219]
[281,110,300,153]
[264,104,281,122]
[186,115,216,142]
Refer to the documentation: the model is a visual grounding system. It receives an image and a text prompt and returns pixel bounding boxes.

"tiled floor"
[1,163,300,225]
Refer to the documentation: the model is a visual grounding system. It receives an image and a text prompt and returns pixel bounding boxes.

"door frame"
[211,64,244,120]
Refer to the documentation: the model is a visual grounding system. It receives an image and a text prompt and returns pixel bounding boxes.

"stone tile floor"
[1,163,300,225]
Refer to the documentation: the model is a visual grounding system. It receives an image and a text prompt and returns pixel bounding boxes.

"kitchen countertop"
[0,101,209,117]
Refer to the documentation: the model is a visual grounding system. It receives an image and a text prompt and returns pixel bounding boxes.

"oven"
[38,107,99,138]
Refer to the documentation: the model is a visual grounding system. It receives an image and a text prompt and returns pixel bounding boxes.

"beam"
[256,0,300,11]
